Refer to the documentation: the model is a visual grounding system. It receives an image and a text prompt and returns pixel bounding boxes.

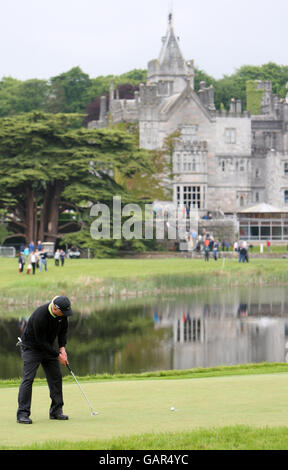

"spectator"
[36,240,43,251]
[39,250,48,272]
[27,250,39,275]
[213,241,219,260]
[204,245,210,262]
[28,241,35,253]
[60,250,66,267]
[18,253,25,274]
[23,246,29,262]
[54,249,60,266]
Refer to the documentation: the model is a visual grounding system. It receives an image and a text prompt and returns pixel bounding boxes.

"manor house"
[88,15,288,222]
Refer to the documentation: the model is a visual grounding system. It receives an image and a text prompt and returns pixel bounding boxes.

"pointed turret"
[158,13,185,71]
[147,13,194,93]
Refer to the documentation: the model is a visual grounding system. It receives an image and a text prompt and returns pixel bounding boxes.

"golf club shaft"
[66,363,95,412]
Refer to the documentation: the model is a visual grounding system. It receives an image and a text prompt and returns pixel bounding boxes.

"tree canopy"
[0,112,154,247]
[213,62,288,110]
[0,63,287,118]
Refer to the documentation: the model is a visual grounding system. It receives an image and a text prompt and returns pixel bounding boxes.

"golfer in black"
[17,296,73,424]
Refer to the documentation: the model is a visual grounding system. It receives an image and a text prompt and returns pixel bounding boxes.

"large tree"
[0,77,49,117]
[48,67,92,113]
[0,112,152,245]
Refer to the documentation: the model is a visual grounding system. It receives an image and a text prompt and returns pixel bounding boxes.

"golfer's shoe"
[50,413,69,420]
[17,416,32,424]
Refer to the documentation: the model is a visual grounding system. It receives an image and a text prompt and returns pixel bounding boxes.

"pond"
[1,285,288,380]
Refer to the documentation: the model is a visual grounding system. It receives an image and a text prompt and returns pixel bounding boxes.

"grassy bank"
[2,364,288,450]
[1,257,288,308]
[2,362,288,388]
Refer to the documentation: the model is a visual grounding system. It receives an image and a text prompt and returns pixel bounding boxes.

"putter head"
[91,411,99,416]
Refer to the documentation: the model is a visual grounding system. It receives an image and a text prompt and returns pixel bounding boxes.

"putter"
[66,363,98,416]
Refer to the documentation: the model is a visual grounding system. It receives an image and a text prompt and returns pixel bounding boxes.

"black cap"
[53,296,73,317]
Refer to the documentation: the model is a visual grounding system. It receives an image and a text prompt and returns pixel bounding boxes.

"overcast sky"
[0,0,287,81]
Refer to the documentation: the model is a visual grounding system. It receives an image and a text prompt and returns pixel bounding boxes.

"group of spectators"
[18,241,65,274]
[192,235,250,263]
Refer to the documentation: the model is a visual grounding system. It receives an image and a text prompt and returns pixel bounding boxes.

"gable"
[159,83,214,125]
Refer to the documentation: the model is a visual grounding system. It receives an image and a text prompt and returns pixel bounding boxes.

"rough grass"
[1,257,288,310]
[4,425,288,450]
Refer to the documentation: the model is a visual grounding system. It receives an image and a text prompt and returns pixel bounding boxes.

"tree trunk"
[25,187,37,244]
[38,186,50,242]
[38,182,63,242]
[46,182,62,242]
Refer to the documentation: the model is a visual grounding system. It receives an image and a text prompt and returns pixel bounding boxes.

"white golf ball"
[170,406,175,411]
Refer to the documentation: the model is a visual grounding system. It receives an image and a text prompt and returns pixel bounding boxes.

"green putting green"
[2,373,288,449]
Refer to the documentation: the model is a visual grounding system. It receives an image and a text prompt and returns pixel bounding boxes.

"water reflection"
[153,286,288,370]
[1,286,288,379]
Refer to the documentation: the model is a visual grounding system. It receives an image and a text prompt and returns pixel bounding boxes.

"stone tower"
[147,13,195,93]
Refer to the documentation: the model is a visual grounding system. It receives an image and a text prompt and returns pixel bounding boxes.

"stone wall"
[215,116,252,156]
[198,218,238,244]
[265,151,288,208]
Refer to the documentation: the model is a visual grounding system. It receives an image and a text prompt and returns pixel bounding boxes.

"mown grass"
[2,365,288,450]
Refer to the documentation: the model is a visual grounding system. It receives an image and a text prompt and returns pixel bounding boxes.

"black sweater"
[21,303,68,357]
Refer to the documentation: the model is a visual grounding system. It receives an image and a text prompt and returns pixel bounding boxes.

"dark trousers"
[17,347,64,419]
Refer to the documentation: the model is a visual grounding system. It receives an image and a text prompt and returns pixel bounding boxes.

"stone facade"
[88,15,288,216]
